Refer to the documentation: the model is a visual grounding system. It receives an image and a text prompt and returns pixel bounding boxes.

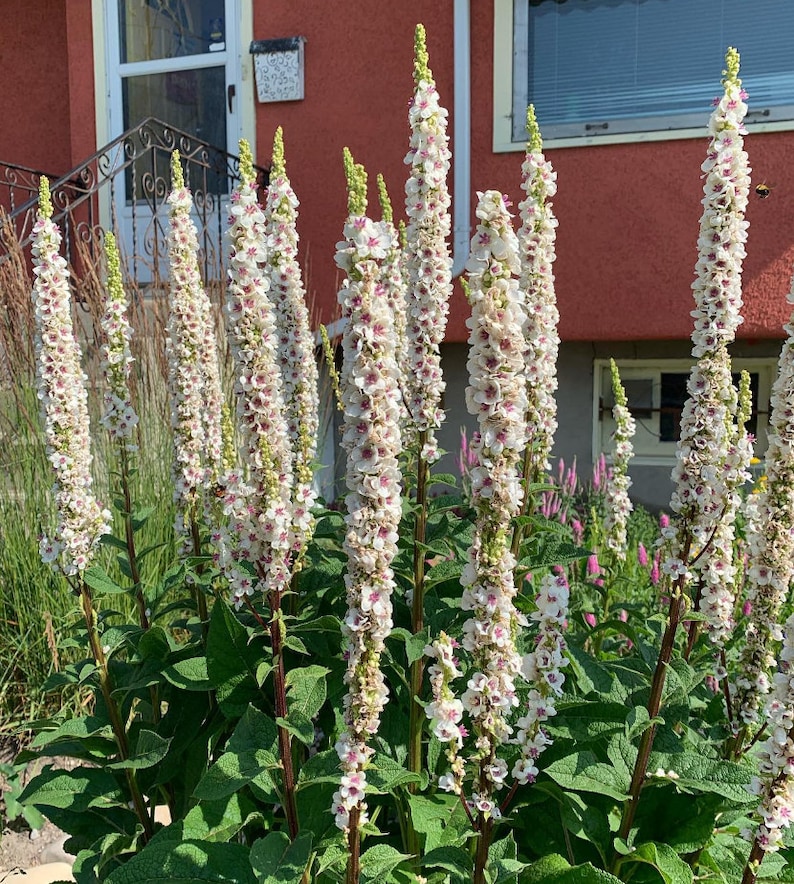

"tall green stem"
[118,445,149,631]
[407,431,429,858]
[269,595,300,839]
[80,585,153,842]
[614,536,691,857]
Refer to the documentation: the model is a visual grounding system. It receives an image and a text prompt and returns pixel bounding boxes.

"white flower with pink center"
[332,151,403,832]
[32,178,110,577]
[402,24,452,460]
[517,105,559,478]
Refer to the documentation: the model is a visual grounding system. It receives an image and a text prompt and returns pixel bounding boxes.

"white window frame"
[493,0,794,153]
[593,358,776,467]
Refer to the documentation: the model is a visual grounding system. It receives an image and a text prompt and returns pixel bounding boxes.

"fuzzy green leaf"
[621,842,693,884]
[545,751,630,801]
[108,729,171,771]
[359,844,412,883]
[250,831,313,883]
[105,840,256,883]
[82,565,128,595]
[162,656,212,690]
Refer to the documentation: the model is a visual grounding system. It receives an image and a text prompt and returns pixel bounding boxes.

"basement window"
[595,359,774,466]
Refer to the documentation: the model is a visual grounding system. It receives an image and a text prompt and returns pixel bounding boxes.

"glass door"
[106,0,241,282]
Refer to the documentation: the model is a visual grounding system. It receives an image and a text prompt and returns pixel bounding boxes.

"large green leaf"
[285,664,329,720]
[18,767,125,812]
[523,854,623,883]
[108,729,171,771]
[207,602,265,717]
[545,751,630,801]
[646,753,754,803]
[105,840,257,883]
[193,748,280,803]
[359,844,412,883]
[620,842,693,884]
[250,831,314,883]
[162,655,212,691]
[228,705,280,755]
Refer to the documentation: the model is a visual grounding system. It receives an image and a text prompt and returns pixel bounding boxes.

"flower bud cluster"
[517,105,559,477]
[99,232,138,448]
[425,632,466,793]
[216,143,294,607]
[514,572,570,783]
[32,178,110,575]
[735,296,794,724]
[332,154,403,833]
[664,49,751,600]
[746,613,794,853]
[165,153,225,540]
[603,360,635,560]
[263,128,319,555]
[403,24,452,461]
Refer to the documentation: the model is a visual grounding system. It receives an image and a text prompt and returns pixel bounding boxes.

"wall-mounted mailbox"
[250,37,306,103]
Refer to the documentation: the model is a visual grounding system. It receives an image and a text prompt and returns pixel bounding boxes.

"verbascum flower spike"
[664,46,750,592]
[100,232,139,448]
[33,177,110,576]
[603,359,635,560]
[377,173,409,424]
[331,151,402,835]
[698,371,752,651]
[441,190,529,817]
[403,22,452,462]
[263,127,319,560]
[735,286,794,727]
[745,612,794,861]
[215,138,294,607]
[165,150,225,545]
[518,104,560,479]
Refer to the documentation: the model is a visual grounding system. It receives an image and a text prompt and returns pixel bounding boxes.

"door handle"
[227,84,236,113]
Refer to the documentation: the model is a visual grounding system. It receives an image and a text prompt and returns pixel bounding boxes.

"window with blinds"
[512,0,794,143]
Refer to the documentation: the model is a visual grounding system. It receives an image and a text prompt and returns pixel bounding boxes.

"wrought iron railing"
[0,117,269,287]
[0,161,60,215]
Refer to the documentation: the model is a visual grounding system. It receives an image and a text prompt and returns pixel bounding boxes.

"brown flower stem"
[407,431,429,858]
[720,649,735,731]
[614,537,691,860]
[80,584,153,842]
[189,515,209,635]
[741,832,768,884]
[346,806,361,884]
[473,813,493,884]
[270,592,299,840]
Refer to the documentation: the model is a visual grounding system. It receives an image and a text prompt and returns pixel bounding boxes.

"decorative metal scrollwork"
[0,117,270,294]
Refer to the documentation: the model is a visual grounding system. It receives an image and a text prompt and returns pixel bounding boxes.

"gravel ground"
[1,740,75,877]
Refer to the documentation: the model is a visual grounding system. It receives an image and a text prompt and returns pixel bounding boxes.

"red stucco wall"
[0,2,73,174]
[253,1,794,344]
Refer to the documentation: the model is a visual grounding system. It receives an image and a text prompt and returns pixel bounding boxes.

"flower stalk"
[332,149,402,882]
[403,25,454,831]
[32,179,150,841]
[616,47,751,851]
[219,139,299,838]
[513,104,559,556]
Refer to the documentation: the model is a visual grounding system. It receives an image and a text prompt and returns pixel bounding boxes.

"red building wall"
[252,1,794,344]
[0,1,71,173]
[3,2,789,345]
